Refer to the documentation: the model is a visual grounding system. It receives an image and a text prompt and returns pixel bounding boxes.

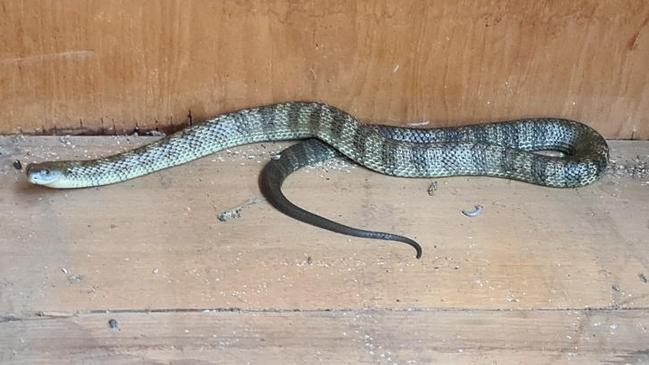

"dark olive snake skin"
[26,101,609,258]
[260,138,423,258]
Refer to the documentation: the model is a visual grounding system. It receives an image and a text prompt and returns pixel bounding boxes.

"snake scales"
[26,101,609,258]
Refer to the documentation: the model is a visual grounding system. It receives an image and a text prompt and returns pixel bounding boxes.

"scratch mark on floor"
[0,50,96,65]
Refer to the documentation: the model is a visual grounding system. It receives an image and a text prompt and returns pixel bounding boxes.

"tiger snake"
[26,101,609,258]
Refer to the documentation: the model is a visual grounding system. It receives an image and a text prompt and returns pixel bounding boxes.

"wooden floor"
[1,136,648,364]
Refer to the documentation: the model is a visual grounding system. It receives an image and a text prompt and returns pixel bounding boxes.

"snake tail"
[259,139,423,259]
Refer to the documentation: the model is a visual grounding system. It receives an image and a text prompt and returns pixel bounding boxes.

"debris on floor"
[427,181,438,196]
[639,273,648,284]
[217,197,264,222]
[607,155,649,180]
[462,205,484,218]
[108,319,119,332]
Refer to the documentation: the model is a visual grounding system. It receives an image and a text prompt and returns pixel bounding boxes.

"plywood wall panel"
[1,0,648,138]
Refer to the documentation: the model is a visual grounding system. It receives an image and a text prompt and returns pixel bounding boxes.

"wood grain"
[1,0,649,138]
[1,137,648,313]
[1,137,648,363]
[2,310,648,364]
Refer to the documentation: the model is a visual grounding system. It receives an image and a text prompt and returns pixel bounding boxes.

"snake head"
[26,162,66,187]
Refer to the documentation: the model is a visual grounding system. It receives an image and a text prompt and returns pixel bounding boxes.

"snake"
[26,101,609,258]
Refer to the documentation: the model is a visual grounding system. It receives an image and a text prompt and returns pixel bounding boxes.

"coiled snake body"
[26,102,609,258]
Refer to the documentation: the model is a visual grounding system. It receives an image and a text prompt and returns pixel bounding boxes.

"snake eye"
[42,169,50,175]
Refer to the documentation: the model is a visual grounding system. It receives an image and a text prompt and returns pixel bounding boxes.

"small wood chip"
[427,181,438,196]
[462,205,484,218]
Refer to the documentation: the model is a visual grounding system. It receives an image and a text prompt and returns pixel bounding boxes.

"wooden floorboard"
[1,137,648,363]
[2,310,649,365]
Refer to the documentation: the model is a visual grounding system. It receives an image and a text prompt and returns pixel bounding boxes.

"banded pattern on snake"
[26,102,609,258]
